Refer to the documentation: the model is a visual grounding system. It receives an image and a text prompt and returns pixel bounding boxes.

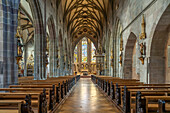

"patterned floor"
[56,78,120,113]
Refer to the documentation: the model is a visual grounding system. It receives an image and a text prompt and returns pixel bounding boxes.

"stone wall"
[102,0,170,83]
[116,0,170,83]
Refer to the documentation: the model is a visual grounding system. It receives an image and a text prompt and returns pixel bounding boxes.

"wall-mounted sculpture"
[111,49,114,68]
[27,51,34,76]
[56,49,60,68]
[64,53,67,69]
[46,36,49,67]
[16,10,24,76]
[105,54,107,69]
[16,11,23,65]
[119,36,123,66]
[138,42,146,65]
[138,14,146,65]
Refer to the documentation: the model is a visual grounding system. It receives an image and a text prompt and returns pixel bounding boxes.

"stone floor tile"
[56,78,120,113]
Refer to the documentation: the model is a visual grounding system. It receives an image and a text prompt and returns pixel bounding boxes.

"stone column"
[42,0,47,80]
[24,45,27,77]
[78,41,82,73]
[0,0,22,87]
[1,0,20,87]
[49,41,54,77]
[34,27,42,80]
[54,39,58,77]
[0,1,4,87]
[87,39,91,73]
[59,40,64,76]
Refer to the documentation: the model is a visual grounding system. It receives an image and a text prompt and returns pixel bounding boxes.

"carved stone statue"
[17,39,23,56]
[139,43,146,55]
[98,45,103,54]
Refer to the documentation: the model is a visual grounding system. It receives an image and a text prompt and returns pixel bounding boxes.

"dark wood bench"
[136,92,170,113]
[0,94,34,113]
[0,92,46,113]
[124,89,170,113]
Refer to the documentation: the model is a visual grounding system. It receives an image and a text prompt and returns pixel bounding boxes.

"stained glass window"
[74,45,78,63]
[82,37,87,62]
[91,42,96,62]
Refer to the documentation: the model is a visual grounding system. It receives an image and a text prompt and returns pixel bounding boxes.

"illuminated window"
[91,42,96,62]
[82,37,87,62]
[74,45,78,63]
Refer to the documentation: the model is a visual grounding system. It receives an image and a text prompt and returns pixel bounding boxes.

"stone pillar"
[1,0,20,87]
[87,39,91,73]
[0,1,4,87]
[33,20,45,80]
[78,41,82,73]
[49,40,54,77]
[42,0,47,80]
[34,28,42,80]
[54,39,58,77]
[59,40,64,76]
[24,45,27,77]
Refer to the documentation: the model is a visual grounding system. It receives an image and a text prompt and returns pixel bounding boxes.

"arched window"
[82,37,87,62]
[74,45,78,63]
[91,42,96,62]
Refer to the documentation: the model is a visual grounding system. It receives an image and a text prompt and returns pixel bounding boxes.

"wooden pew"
[91,75,170,113]
[157,99,170,113]
[18,76,77,100]
[0,75,80,113]
[18,75,78,85]
[0,94,35,113]
[0,94,43,113]
[0,88,52,111]
[9,85,57,111]
[121,85,170,108]
[125,89,170,113]
[2,75,79,113]
[9,75,78,111]
[136,92,170,113]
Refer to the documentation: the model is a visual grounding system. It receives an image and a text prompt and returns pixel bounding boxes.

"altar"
[81,70,88,75]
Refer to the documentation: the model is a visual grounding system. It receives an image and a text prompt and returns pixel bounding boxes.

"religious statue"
[45,54,49,67]
[17,39,23,57]
[119,51,123,66]
[98,45,103,54]
[140,43,143,55]
[16,26,22,38]
[140,43,146,55]
[56,59,59,68]
[28,53,34,62]
[138,42,146,65]
[139,56,144,65]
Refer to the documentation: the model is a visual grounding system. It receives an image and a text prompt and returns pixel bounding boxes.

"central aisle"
[56,78,120,113]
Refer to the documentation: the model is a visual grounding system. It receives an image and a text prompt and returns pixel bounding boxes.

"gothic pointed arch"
[123,32,137,79]
[47,16,56,77]
[149,5,170,83]
[27,0,45,80]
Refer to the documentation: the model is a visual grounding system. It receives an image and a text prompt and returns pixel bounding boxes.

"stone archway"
[150,5,170,83]
[123,32,137,79]
[25,0,45,80]
[47,16,56,77]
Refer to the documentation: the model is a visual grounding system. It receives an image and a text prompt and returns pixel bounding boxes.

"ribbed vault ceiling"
[62,0,108,42]
[19,10,34,44]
